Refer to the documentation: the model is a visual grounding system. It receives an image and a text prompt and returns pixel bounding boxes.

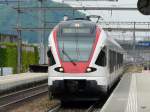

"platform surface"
[100,71,150,112]
[0,73,48,91]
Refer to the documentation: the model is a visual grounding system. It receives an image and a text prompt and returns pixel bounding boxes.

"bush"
[0,43,39,73]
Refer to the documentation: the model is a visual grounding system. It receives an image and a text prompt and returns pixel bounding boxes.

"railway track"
[86,103,102,112]
[48,104,61,112]
[0,83,48,111]
[48,102,102,112]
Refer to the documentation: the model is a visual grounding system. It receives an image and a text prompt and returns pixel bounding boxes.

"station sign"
[137,41,150,47]
[63,0,118,1]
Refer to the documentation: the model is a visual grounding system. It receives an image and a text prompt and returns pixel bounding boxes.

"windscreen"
[57,23,96,62]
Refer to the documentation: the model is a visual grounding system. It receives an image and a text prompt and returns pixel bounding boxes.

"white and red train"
[47,18,124,101]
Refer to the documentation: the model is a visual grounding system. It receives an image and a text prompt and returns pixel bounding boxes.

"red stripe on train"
[87,27,101,66]
[53,29,62,66]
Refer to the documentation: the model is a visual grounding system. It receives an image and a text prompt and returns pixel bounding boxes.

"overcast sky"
[52,0,150,22]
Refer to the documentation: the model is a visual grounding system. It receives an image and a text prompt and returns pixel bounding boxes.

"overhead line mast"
[16,0,22,73]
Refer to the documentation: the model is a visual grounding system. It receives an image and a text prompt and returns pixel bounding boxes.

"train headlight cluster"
[86,68,92,72]
[59,67,64,72]
[86,67,97,73]
[54,67,64,73]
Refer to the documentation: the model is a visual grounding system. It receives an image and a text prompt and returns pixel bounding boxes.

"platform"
[0,73,48,91]
[100,71,150,112]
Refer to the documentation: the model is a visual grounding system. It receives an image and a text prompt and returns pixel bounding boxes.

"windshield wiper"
[62,49,76,66]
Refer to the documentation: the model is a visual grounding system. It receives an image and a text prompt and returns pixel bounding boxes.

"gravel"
[8,95,59,112]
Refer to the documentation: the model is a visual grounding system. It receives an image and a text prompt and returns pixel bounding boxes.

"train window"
[117,53,120,67]
[95,47,107,67]
[120,54,123,66]
[114,52,124,69]
[109,50,117,73]
[120,54,122,67]
[113,51,117,67]
[109,50,113,73]
[47,49,56,66]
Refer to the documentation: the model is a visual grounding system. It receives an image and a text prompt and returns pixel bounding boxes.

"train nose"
[62,62,88,73]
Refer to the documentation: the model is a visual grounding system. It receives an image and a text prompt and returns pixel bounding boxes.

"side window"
[117,53,120,69]
[47,49,56,66]
[120,54,123,66]
[109,50,117,73]
[109,50,113,73]
[95,47,107,66]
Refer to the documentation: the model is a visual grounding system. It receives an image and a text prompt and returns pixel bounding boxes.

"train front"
[47,20,107,101]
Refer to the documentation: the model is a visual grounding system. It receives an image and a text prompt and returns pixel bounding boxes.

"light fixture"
[75,23,80,27]
[59,67,64,72]
[86,67,92,72]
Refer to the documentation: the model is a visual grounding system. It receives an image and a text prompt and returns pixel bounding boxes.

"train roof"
[59,19,96,26]
[105,32,125,53]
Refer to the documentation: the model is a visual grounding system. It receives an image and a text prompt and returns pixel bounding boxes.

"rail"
[0,83,48,110]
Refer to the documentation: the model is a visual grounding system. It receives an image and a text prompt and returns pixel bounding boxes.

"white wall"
[0,67,13,76]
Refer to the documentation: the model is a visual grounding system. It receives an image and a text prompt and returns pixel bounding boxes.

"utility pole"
[17,0,22,73]
[133,22,136,64]
[38,0,45,64]
[43,0,47,64]
[0,67,3,76]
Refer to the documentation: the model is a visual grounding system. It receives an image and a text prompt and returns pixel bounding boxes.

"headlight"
[87,68,92,72]
[86,67,97,73]
[59,67,64,72]
[54,67,64,73]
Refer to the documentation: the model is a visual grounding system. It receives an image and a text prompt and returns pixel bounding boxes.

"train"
[47,17,124,101]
